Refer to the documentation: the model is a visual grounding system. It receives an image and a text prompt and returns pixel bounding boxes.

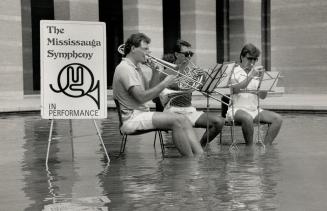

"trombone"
[117,44,231,105]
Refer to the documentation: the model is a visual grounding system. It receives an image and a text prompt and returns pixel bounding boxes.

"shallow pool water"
[0,111,327,210]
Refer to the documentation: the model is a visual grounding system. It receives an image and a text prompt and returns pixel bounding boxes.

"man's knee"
[274,114,283,126]
[237,116,253,127]
[234,111,253,126]
[211,117,225,129]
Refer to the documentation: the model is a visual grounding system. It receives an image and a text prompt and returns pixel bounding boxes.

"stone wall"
[0,0,23,98]
[271,0,327,93]
[180,0,217,69]
[123,0,163,58]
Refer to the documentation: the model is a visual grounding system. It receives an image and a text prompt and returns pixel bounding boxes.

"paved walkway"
[1,92,327,113]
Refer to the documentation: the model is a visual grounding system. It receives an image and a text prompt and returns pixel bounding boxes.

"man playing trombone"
[160,39,225,147]
[113,33,204,157]
[226,43,283,145]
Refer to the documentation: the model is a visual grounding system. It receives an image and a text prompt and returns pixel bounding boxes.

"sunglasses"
[246,56,258,62]
[178,51,194,58]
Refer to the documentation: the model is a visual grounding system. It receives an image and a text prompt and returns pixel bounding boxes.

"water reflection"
[22,117,76,210]
[1,112,327,210]
[21,116,111,210]
[98,145,280,210]
[219,147,280,210]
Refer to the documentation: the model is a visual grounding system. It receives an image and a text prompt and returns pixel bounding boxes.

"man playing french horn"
[159,40,225,147]
[113,33,204,157]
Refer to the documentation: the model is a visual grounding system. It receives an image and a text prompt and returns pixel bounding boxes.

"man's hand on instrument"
[146,58,160,72]
[250,65,265,78]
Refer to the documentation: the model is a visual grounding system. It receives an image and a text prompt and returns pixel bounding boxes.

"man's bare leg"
[257,110,282,145]
[234,110,254,145]
[153,112,203,156]
[195,113,225,147]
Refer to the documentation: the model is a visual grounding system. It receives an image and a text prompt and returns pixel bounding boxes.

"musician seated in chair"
[113,33,203,157]
[160,39,225,147]
[226,43,283,145]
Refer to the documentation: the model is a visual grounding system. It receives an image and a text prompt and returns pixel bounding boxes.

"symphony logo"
[50,63,100,109]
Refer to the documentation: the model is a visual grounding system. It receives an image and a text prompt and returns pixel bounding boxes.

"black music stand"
[214,62,239,151]
[199,62,236,148]
[200,63,223,93]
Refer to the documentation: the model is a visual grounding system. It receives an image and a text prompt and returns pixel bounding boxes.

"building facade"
[1,0,327,99]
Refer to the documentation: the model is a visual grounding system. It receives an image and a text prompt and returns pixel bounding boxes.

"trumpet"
[117,44,231,105]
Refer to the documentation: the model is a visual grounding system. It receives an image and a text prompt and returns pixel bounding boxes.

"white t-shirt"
[113,58,150,121]
[226,65,262,119]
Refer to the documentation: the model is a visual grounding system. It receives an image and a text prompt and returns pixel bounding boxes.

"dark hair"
[124,33,151,56]
[239,43,260,62]
[162,53,176,63]
[173,39,192,53]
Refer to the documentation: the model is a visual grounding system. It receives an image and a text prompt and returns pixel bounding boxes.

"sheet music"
[216,62,236,88]
[258,71,280,91]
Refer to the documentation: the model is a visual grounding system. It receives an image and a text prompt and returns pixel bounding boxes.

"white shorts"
[120,110,155,134]
[226,107,263,120]
[164,106,203,126]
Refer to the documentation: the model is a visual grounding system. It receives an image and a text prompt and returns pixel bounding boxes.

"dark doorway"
[262,0,271,71]
[99,0,124,89]
[216,0,229,63]
[31,0,54,91]
[163,0,180,54]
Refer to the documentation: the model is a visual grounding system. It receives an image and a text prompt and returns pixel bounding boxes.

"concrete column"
[54,0,99,21]
[122,0,163,58]
[271,0,327,94]
[229,0,262,62]
[0,0,24,99]
[21,0,34,94]
[180,0,217,69]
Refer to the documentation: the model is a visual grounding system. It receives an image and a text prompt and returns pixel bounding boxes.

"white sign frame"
[40,20,107,119]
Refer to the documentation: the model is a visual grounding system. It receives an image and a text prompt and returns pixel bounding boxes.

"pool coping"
[1,93,327,114]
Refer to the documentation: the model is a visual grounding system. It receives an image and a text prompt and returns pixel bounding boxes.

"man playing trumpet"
[113,33,203,157]
[160,40,225,147]
[226,43,283,145]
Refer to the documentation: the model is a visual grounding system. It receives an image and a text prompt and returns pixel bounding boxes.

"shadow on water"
[0,112,327,210]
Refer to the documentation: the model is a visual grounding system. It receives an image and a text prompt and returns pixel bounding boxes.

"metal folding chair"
[219,95,271,144]
[114,99,166,157]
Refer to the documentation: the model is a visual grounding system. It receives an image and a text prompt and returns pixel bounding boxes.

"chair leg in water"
[229,120,239,152]
[119,135,128,155]
[158,131,165,156]
[153,131,158,148]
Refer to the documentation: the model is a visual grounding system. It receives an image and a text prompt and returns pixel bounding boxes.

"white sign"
[40,20,107,119]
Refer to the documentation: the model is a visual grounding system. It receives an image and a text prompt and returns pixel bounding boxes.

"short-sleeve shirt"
[227,65,261,118]
[113,58,150,121]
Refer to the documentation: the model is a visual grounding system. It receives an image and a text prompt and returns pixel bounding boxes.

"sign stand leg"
[93,119,110,164]
[46,119,54,170]
[46,119,110,170]
[69,119,75,161]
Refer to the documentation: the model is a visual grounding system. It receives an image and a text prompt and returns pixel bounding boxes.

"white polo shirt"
[227,65,262,119]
